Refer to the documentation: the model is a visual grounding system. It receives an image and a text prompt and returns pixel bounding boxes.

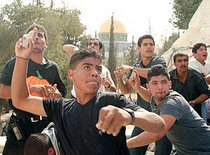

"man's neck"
[30,52,46,64]
[142,57,153,66]
[76,93,96,105]
[177,70,188,83]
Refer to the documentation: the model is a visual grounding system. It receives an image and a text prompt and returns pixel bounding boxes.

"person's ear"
[146,83,150,91]
[192,52,197,58]
[45,42,48,48]
[137,46,141,52]
[48,147,55,155]
[68,69,74,81]
[169,81,172,89]
[174,61,177,67]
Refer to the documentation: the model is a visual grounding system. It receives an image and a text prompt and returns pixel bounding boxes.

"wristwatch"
[122,108,135,125]
[126,67,134,79]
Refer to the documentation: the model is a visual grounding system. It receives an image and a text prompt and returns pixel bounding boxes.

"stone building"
[98,19,131,57]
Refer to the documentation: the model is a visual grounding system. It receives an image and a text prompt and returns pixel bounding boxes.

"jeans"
[202,99,210,122]
[129,127,172,155]
[155,135,172,155]
[129,127,148,155]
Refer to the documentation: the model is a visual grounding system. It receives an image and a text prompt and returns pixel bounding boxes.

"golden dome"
[99,19,127,33]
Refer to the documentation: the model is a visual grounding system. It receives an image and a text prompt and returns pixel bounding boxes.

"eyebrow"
[151,79,168,83]
[177,58,188,61]
[82,63,93,66]
[88,41,99,44]
[82,63,102,69]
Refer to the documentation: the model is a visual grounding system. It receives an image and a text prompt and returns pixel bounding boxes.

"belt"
[12,112,45,123]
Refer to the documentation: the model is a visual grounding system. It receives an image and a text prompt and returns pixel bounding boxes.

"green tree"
[108,15,117,84]
[124,36,139,66]
[78,34,92,49]
[158,32,179,56]
[0,0,87,97]
[171,0,202,29]
[60,8,86,45]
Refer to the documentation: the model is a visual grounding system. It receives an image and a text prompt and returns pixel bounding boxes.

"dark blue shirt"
[169,68,210,116]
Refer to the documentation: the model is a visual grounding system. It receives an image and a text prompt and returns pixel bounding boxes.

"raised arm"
[11,37,46,117]
[127,70,151,102]
[62,44,79,55]
[102,69,116,92]
[114,67,132,94]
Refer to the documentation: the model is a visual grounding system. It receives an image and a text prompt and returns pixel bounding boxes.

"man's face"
[68,57,102,95]
[138,39,155,58]
[147,75,171,103]
[193,45,208,62]
[87,39,100,52]
[174,56,188,73]
[32,28,47,53]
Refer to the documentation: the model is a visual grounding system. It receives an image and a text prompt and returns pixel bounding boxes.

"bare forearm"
[127,131,163,148]
[135,68,149,78]
[193,94,209,104]
[0,84,11,99]
[117,78,130,94]
[134,110,165,133]
[135,86,151,102]
[11,58,30,107]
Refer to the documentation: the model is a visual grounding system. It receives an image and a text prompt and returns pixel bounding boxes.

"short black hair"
[147,65,169,82]
[192,43,207,53]
[24,133,53,155]
[137,35,155,47]
[26,23,48,41]
[173,53,188,62]
[69,50,102,69]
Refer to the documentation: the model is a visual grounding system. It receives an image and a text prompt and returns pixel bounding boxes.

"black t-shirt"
[0,57,67,118]
[43,92,141,155]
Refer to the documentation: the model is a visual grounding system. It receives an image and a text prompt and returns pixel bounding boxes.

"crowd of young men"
[0,23,210,155]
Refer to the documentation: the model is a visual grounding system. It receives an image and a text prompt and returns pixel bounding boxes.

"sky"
[1,0,175,43]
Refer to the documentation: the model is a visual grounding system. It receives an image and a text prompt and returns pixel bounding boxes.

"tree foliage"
[158,32,179,56]
[108,15,117,85]
[60,9,86,45]
[0,0,87,96]
[123,36,139,66]
[171,0,202,29]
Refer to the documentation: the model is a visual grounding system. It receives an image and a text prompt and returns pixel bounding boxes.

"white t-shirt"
[71,65,111,98]
[189,57,210,76]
